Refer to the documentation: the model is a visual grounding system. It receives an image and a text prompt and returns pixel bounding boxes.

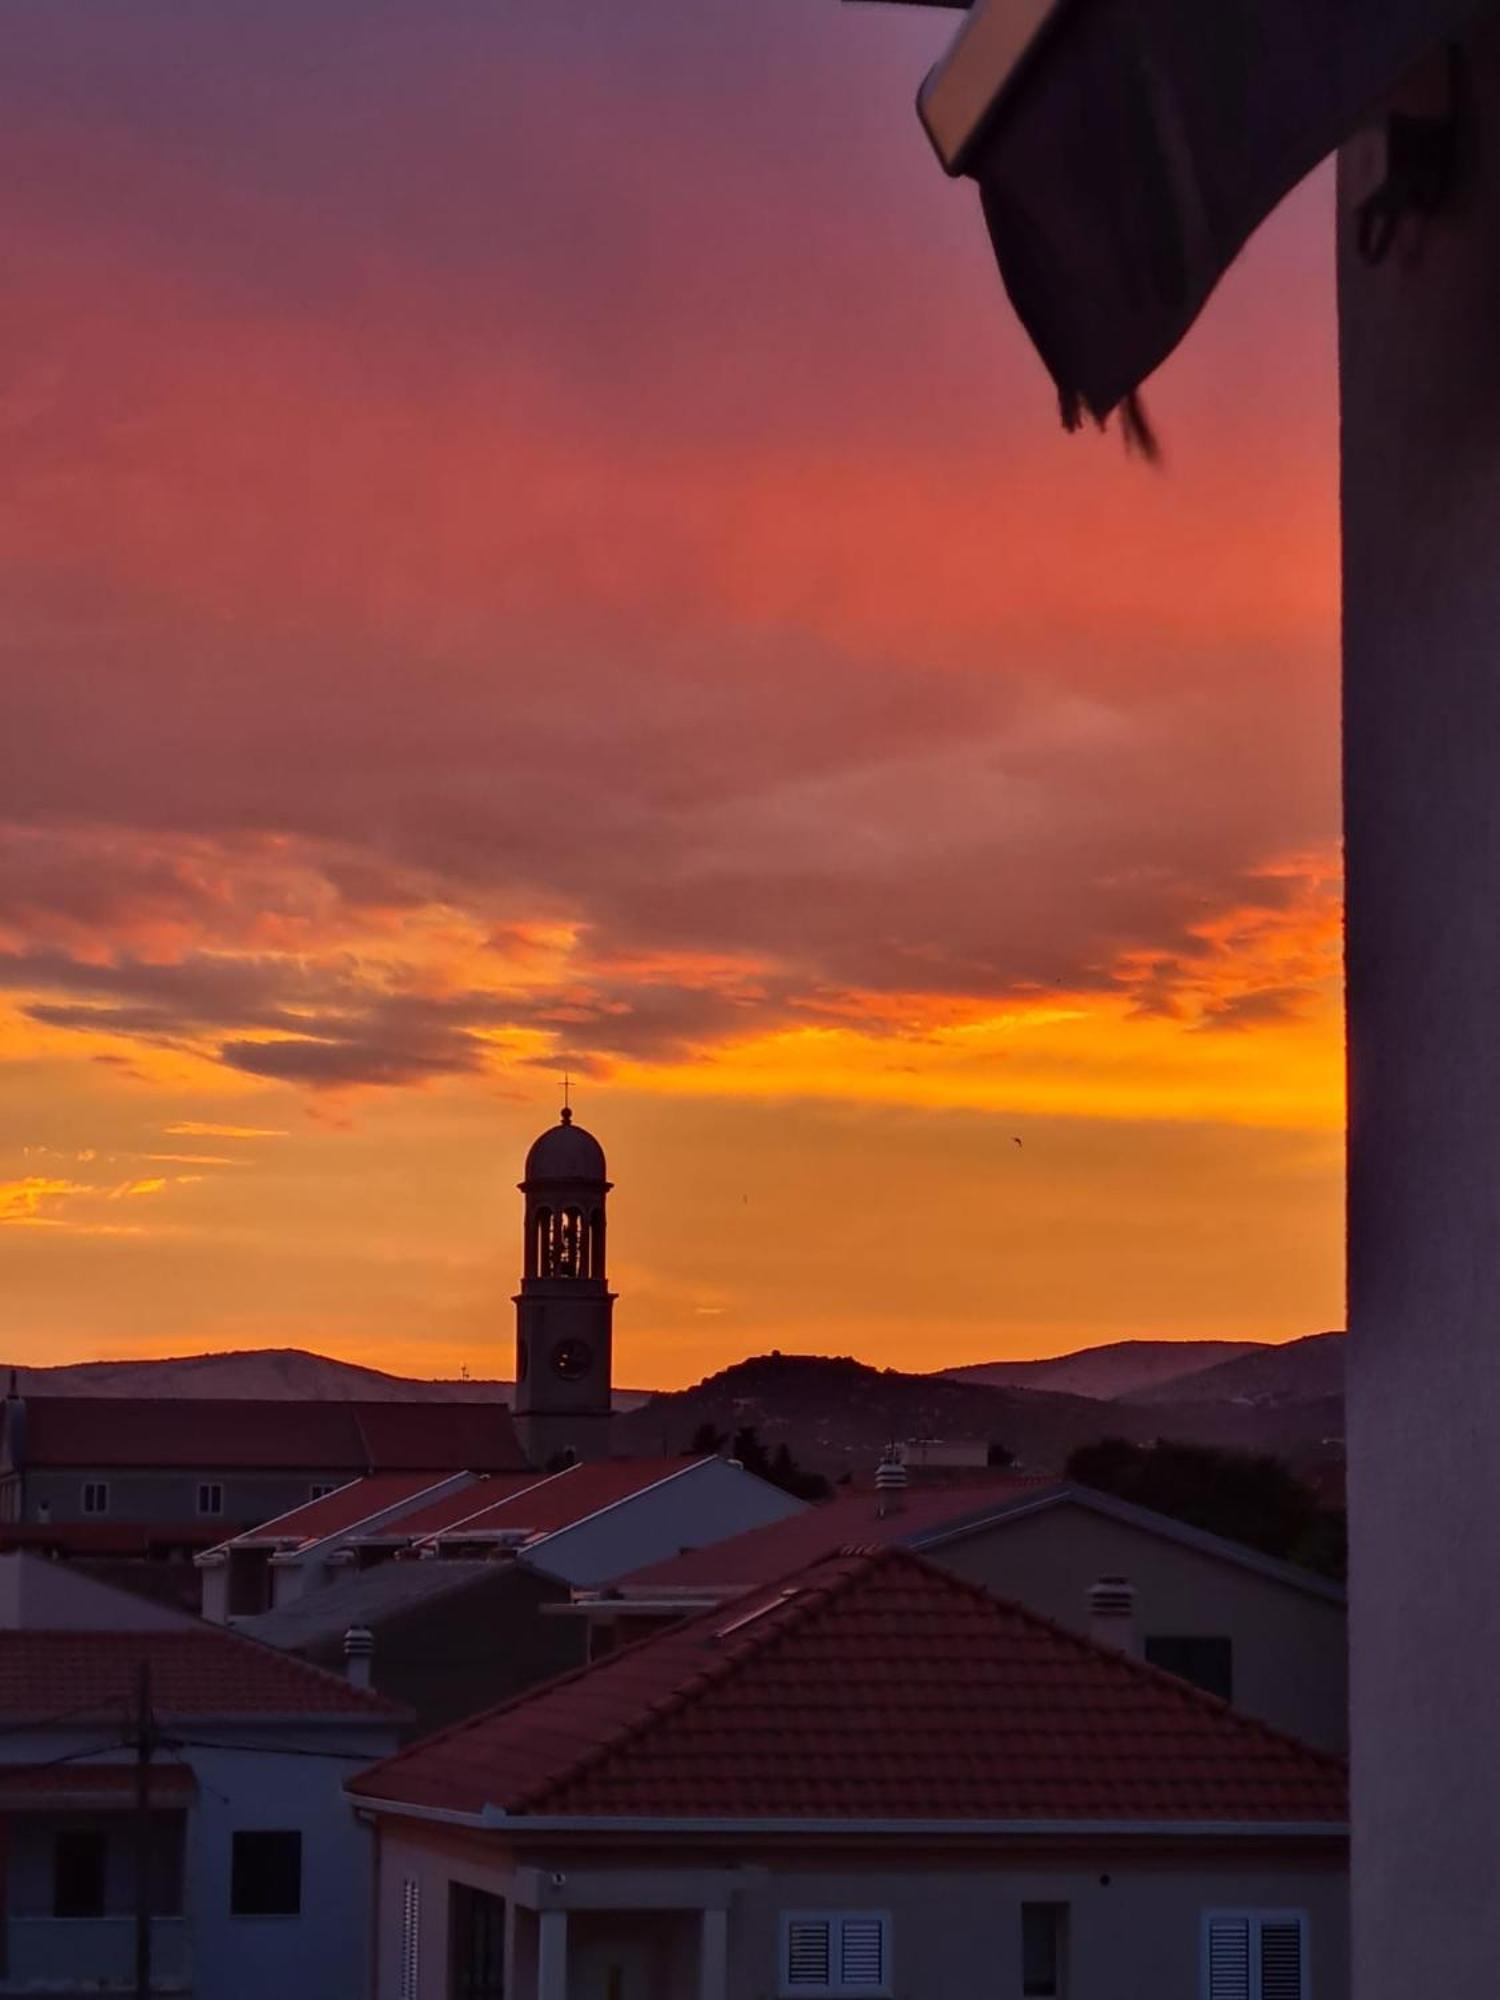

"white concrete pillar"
[699,1907,729,2000]
[537,1908,568,2000]
[1340,17,1500,1994]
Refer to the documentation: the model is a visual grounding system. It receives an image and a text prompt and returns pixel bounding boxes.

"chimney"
[1087,1575,1138,1654]
[874,1449,908,1519]
[343,1625,375,1691]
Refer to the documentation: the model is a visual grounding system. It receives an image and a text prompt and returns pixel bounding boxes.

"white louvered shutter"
[1206,1917,1252,2000]
[786,1919,833,1987]
[840,1917,887,1988]
[1258,1919,1304,2000]
[400,1877,421,2000]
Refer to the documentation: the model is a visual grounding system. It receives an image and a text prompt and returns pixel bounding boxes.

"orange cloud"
[0,1178,92,1225]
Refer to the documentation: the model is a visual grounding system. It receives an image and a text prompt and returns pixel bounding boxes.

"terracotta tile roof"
[418,1459,702,1542]
[0,1629,403,1721]
[232,1473,471,1547]
[376,1474,554,1537]
[617,1478,1054,1595]
[12,1397,525,1473]
[350,1547,1346,1824]
[349,1404,526,1474]
[0,1523,230,1556]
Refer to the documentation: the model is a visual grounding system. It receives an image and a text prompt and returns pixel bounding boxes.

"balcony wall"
[0,1914,190,1993]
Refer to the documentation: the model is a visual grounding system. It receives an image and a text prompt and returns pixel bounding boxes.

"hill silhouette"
[939,1338,1263,1400]
[612,1349,1343,1480]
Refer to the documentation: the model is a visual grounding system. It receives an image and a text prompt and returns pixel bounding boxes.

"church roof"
[8,1398,526,1474]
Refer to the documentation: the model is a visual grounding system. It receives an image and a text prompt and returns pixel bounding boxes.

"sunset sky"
[0,1,1342,1386]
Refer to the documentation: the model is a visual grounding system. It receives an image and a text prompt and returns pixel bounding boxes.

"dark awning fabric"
[935,0,1484,423]
[0,1764,196,1810]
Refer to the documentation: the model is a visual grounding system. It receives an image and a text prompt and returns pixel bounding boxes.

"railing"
[0,1915,191,1992]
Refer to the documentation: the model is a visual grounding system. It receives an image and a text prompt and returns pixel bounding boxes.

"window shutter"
[840,1917,886,1987]
[1207,1918,1252,2000]
[1258,1920,1304,2000]
[786,1919,832,1987]
[401,1877,421,2000]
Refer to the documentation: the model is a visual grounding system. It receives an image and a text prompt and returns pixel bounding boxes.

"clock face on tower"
[551,1338,593,1382]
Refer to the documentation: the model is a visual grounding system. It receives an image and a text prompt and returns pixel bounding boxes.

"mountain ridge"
[937,1338,1267,1401]
[0,1347,651,1410]
[611,1346,1345,1480]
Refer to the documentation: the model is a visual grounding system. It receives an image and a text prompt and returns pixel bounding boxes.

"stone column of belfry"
[1341,24,1500,1994]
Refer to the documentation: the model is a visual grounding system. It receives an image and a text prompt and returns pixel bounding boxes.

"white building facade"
[0,1556,402,1998]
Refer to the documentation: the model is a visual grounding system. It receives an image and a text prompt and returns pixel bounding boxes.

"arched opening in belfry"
[554,1206,584,1278]
[588,1206,605,1280]
[529,1206,553,1280]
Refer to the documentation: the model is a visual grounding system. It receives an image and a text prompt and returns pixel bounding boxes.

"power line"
[163,1733,383,1762]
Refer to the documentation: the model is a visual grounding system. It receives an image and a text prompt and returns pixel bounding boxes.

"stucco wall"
[8,1720,397,2000]
[929,1502,1347,1749]
[372,1823,1349,2000]
[186,1726,395,2000]
[21,1467,355,1529]
[1339,14,1500,1994]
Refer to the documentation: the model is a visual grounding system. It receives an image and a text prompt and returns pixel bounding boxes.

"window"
[230,1830,302,1916]
[80,1482,109,1516]
[448,1882,504,1998]
[1203,1911,1307,2000]
[1146,1635,1234,1704]
[309,1484,337,1502]
[53,1830,107,1918]
[197,1482,224,1517]
[781,1913,890,1995]
[1022,1902,1068,1997]
[401,1877,421,2000]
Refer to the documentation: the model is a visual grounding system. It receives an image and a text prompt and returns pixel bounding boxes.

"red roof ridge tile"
[351,1543,1346,1822]
[348,1552,870,1808]
[504,1551,874,1814]
[200,1623,410,1719]
[595,1543,1344,1819]
[832,1544,1351,1778]
[0,1626,408,1721]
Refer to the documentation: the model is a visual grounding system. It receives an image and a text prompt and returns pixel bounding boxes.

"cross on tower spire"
[561,1072,572,1124]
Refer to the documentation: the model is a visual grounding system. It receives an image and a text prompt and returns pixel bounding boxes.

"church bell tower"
[513,1103,614,1467]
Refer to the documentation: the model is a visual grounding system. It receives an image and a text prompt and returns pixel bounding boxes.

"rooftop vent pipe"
[1087,1575,1138,1655]
[344,1624,375,1691]
[874,1451,908,1519]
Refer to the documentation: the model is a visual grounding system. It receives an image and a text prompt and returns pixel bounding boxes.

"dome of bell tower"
[522,1106,607,1186]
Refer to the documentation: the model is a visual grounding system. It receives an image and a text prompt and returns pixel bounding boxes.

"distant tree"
[724,1424,832,1502]
[1064,1437,1346,1581]
[685,1420,729,1457]
[731,1424,766,1473]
